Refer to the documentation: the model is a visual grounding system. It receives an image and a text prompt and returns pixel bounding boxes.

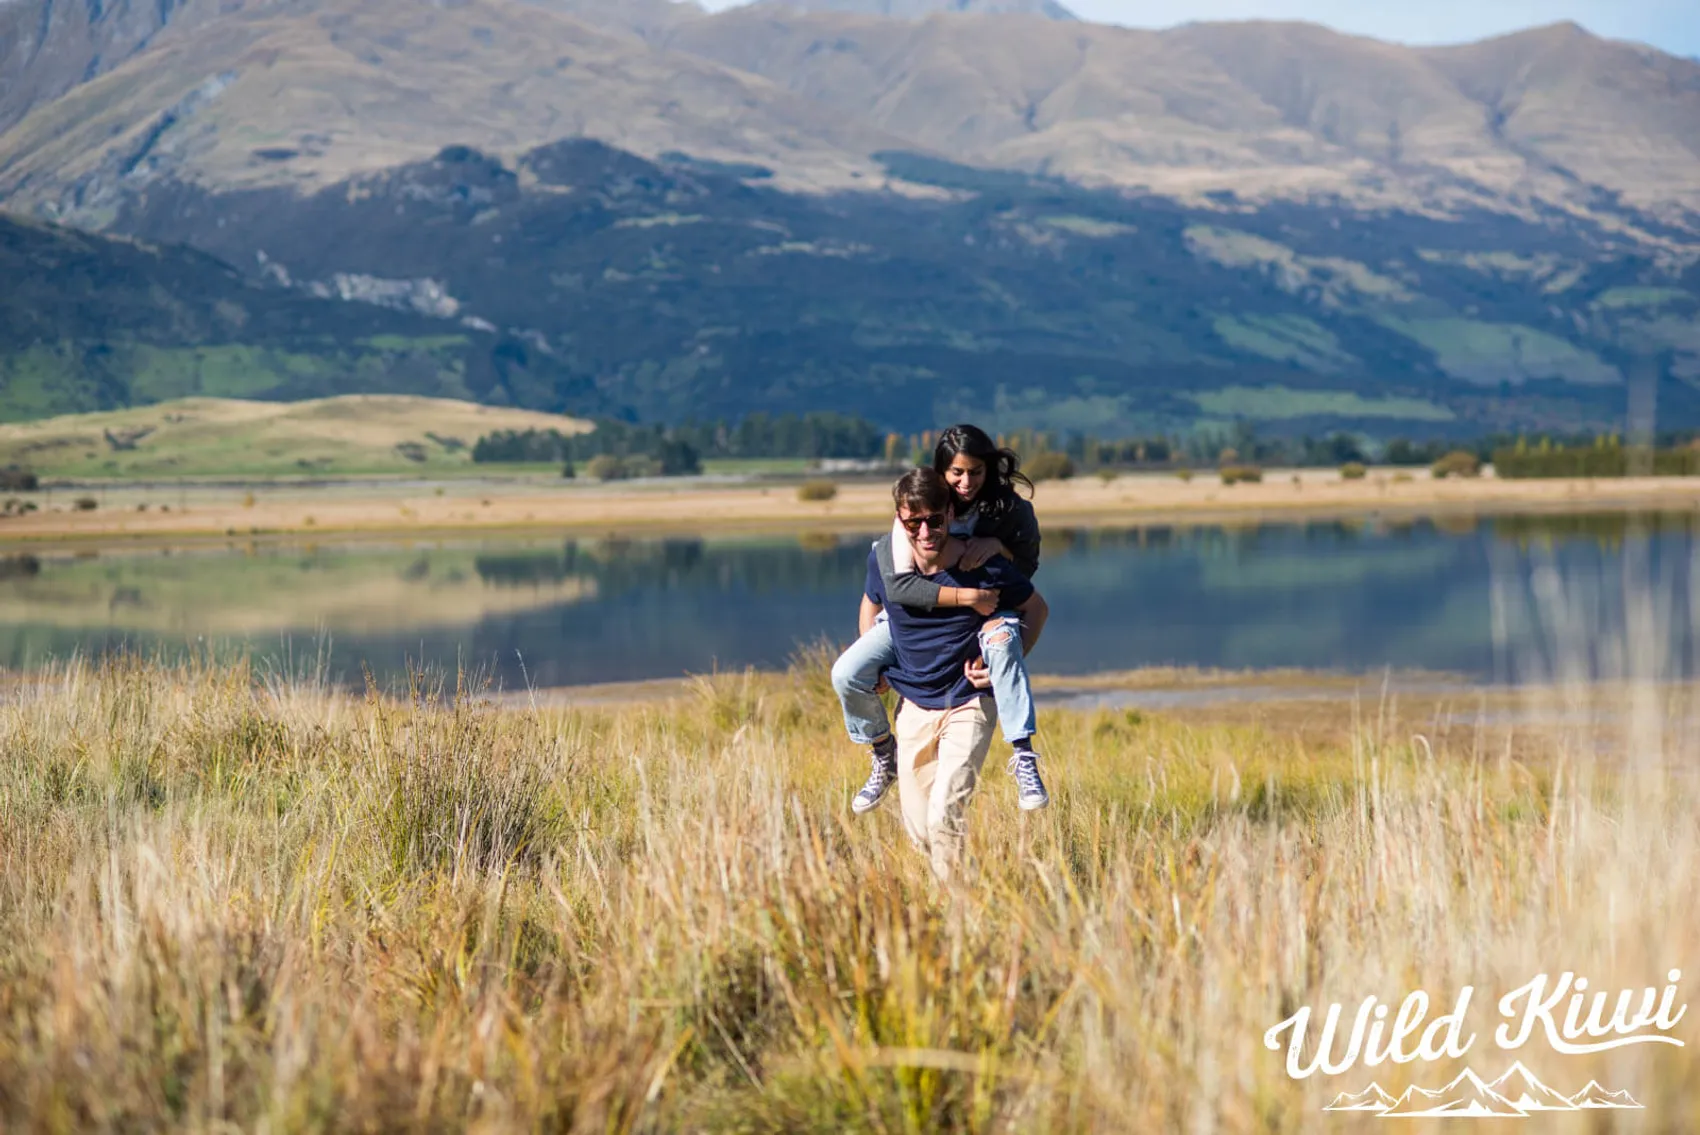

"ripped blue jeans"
[830,611,1037,746]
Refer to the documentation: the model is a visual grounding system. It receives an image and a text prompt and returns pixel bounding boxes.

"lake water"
[2,512,1696,691]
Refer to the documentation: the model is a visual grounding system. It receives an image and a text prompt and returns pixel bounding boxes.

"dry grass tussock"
[0,651,1695,1131]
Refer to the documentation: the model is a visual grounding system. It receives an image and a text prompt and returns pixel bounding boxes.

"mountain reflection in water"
[0,512,1692,691]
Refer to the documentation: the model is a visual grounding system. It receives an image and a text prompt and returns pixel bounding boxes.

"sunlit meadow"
[0,614,1694,1133]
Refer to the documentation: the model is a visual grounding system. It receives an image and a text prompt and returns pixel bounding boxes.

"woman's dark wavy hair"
[932,424,1032,522]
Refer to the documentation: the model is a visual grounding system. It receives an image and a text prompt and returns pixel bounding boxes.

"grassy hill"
[0,212,611,423]
[0,396,590,478]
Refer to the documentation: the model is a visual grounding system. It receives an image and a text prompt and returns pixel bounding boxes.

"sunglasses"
[898,511,948,534]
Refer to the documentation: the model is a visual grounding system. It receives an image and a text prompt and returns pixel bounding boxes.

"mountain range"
[1,0,1698,433]
[1324,1064,1644,1116]
[1381,1068,1525,1117]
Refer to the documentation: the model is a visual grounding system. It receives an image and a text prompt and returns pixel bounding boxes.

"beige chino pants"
[894,695,995,883]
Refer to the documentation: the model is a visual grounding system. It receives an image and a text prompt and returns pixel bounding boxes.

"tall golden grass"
[0,650,1693,1131]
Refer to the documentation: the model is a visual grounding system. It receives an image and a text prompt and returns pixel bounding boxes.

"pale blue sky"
[1065,0,1698,55]
[701,0,1700,57]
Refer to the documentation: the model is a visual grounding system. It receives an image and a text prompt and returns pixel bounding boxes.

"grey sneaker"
[852,749,898,814]
[1008,748,1050,811]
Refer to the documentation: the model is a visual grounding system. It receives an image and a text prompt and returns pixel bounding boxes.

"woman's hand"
[958,537,1008,571]
[964,657,992,689]
[957,588,999,616]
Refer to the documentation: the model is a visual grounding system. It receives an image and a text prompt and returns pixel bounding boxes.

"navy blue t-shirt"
[865,548,1035,710]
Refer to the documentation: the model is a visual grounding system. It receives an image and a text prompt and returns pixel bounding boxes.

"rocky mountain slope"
[750,0,1076,20]
[1,0,195,134]
[2,0,1698,433]
[5,0,1699,229]
[0,0,899,223]
[0,0,710,135]
[664,15,1700,229]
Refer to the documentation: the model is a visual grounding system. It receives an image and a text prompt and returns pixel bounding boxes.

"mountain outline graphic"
[1569,1080,1643,1109]
[1321,1064,1645,1118]
[1486,1062,1577,1111]
[1323,1084,1397,1111]
[1380,1068,1524,1117]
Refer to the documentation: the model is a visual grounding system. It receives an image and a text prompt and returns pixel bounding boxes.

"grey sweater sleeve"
[875,532,945,610]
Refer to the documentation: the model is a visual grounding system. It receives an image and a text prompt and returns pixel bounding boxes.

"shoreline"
[1,468,1696,550]
[491,665,1471,707]
[456,667,1700,754]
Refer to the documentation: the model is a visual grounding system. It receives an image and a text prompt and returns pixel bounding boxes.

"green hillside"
[6,142,1700,438]
[0,214,605,423]
[105,141,1700,437]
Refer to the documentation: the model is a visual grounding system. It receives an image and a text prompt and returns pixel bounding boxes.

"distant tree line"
[472,411,885,477]
[691,412,883,460]
[1492,436,1700,479]
[0,467,39,491]
[1052,426,1700,477]
[473,415,1700,481]
[470,431,573,463]
[1004,426,1381,471]
[1019,426,1373,471]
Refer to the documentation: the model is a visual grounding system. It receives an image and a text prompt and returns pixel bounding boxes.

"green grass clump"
[0,654,1690,1130]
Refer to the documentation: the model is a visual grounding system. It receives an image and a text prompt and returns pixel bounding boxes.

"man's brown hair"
[893,466,952,516]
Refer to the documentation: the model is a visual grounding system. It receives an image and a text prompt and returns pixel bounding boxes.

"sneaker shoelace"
[861,753,896,793]
[1007,751,1043,792]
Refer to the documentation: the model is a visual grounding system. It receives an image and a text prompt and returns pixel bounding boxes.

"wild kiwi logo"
[1264,971,1685,1118]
